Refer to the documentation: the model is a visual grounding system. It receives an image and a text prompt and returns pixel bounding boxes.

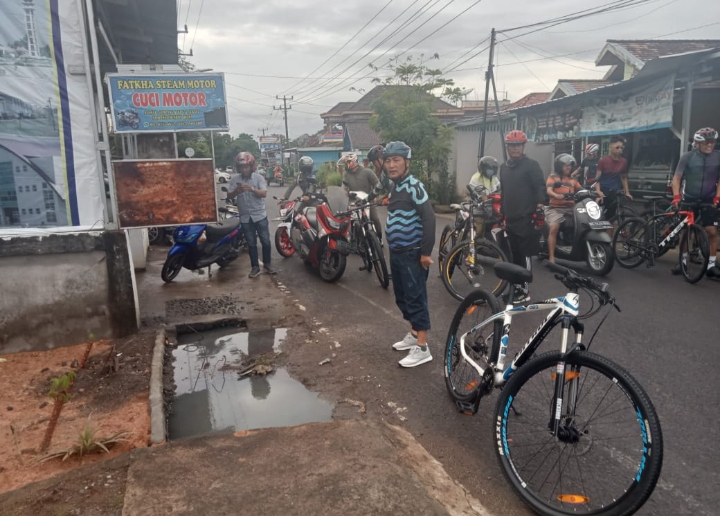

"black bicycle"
[343,192,389,289]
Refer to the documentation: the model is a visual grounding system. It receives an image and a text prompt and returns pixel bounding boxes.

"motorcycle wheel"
[275,227,295,257]
[319,249,347,282]
[161,252,186,283]
[586,241,614,276]
[148,227,164,245]
[131,122,139,129]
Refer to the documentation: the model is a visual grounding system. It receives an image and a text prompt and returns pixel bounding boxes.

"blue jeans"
[243,217,271,268]
[390,247,431,332]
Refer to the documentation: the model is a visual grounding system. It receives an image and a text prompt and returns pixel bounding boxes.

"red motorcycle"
[276,187,352,282]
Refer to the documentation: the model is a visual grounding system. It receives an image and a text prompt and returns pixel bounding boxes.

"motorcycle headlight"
[326,217,341,230]
[280,208,287,217]
[586,201,601,220]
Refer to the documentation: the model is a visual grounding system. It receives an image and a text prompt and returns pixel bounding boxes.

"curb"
[149,329,166,444]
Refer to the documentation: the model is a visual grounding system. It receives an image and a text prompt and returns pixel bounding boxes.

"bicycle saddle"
[494,262,533,284]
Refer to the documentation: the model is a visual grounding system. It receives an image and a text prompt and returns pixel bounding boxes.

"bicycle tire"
[442,239,508,301]
[617,206,640,227]
[438,223,457,274]
[366,230,389,289]
[495,350,663,516]
[444,289,501,403]
[612,217,648,269]
[680,223,710,284]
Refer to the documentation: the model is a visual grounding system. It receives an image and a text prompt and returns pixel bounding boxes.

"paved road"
[258,184,719,515]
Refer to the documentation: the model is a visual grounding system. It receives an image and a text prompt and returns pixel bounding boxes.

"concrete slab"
[122,420,492,516]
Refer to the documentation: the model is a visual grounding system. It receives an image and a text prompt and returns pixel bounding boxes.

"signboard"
[259,136,281,151]
[580,75,675,137]
[0,0,103,228]
[112,159,217,228]
[107,73,229,133]
[520,102,583,142]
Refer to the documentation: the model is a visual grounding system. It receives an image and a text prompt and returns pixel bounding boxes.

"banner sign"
[259,136,281,151]
[112,159,217,228]
[108,74,229,133]
[580,75,675,136]
[520,102,583,142]
[0,0,103,228]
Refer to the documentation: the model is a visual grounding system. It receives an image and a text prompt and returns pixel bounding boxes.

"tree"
[40,371,76,452]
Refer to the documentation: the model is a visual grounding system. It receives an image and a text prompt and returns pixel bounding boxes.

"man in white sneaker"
[383,142,436,368]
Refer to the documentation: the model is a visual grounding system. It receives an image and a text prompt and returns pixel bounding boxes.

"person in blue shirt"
[384,142,436,368]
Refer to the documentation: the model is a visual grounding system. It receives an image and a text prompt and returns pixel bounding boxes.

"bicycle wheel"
[438,223,457,274]
[617,206,640,227]
[442,239,508,301]
[495,350,663,516]
[366,230,389,289]
[680,223,710,284]
[612,217,648,269]
[444,289,501,403]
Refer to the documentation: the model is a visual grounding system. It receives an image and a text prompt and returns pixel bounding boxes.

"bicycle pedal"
[455,399,480,415]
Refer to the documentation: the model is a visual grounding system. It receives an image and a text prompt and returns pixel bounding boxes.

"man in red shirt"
[545,154,582,263]
[595,136,632,223]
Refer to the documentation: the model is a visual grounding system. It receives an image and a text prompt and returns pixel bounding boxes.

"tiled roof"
[347,86,461,113]
[345,121,382,150]
[606,39,720,63]
[502,92,551,111]
[322,102,356,117]
[560,80,615,94]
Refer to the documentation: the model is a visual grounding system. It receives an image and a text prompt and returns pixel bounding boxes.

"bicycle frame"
[456,293,581,387]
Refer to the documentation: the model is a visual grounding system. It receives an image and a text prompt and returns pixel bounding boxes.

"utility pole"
[478,28,495,161]
[258,127,267,137]
[274,95,293,166]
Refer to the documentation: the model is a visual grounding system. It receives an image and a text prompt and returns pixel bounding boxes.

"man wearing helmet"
[227,151,276,278]
[670,127,720,277]
[340,152,384,243]
[572,143,599,186]
[469,156,500,199]
[282,156,315,200]
[367,144,394,204]
[499,130,546,303]
[384,142,436,368]
[546,154,582,263]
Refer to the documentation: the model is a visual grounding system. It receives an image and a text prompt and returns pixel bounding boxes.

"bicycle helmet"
[235,151,256,171]
[553,153,576,174]
[505,130,528,144]
[367,144,385,162]
[298,156,314,174]
[584,143,599,155]
[341,152,359,165]
[382,141,412,160]
[694,127,718,142]
[478,156,499,177]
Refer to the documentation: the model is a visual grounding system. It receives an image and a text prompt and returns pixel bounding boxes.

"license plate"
[588,221,612,229]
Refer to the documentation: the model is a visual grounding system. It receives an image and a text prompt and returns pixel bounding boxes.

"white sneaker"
[392,332,417,351]
[399,346,433,368]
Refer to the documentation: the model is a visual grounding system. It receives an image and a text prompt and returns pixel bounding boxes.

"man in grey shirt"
[227,152,276,277]
[341,153,383,242]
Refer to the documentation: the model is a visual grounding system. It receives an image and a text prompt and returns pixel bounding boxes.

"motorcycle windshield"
[325,186,349,216]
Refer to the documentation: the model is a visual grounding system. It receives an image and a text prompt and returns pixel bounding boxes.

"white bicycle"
[444,261,663,516]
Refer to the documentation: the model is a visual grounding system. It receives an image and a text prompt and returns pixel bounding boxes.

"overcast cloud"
[179,0,720,139]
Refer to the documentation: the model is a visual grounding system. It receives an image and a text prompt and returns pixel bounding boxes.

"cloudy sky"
[180,0,720,139]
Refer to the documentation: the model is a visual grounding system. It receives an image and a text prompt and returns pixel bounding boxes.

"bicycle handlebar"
[544,261,620,311]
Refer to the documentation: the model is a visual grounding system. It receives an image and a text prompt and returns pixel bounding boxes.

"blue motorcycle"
[161,216,246,282]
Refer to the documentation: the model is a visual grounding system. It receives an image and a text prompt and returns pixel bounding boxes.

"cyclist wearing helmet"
[499,130,546,303]
[469,156,500,199]
[595,136,632,221]
[572,143,599,185]
[367,144,394,196]
[670,127,720,277]
[227,152,276,277]
[340,152,384,242]
[546,154,582,263]
[282,156,315,200]
[384,142,436,369]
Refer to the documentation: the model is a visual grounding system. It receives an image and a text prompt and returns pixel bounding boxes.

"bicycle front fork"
[549,316,584,439]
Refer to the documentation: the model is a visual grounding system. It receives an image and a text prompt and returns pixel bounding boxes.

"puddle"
[168,327,332,440]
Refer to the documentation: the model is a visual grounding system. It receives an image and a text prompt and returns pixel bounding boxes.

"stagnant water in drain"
[169,327,332,440]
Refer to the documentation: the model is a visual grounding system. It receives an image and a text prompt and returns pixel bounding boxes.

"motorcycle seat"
[206,219,241,242]
[304,207,319,229]
[494,262,533,285]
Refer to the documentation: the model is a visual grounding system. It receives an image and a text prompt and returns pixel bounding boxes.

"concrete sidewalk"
[122,420,492,516]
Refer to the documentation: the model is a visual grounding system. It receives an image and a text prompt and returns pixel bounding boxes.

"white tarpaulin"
[580,74,676,137]
[0,0,103,229]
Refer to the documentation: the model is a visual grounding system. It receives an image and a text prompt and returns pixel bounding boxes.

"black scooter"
[539,187,615,276]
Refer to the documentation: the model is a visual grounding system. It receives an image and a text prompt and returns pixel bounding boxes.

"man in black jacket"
[499,130,546,302]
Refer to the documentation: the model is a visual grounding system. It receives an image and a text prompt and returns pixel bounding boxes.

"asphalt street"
[255,184,719,515]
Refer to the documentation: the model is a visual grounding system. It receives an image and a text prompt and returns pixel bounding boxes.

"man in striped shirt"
[384,142,436,368]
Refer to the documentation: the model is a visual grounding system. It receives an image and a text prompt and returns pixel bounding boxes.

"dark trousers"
[507,216,539,271]
[390,248,430,332]
[243,217,271,268]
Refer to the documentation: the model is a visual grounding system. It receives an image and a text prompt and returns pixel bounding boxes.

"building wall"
[451,126,554,196]
[0,230,139,354]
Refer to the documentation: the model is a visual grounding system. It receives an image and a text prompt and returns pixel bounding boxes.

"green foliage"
[212,132,261,169]
[48,371,76,403]
[40,416,132,462]
[315,162,343,188]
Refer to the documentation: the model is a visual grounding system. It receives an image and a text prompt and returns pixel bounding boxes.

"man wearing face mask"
[468,156,500,199]
[499,130,546,303]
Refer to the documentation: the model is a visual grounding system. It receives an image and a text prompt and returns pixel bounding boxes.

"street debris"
[342,398,366,414]
[387,401,408,422]
[318,358,331,366]
[334,342,341,348]
[297,304,306,311]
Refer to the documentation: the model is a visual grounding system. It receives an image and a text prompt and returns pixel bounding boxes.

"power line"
[500,41,549,90]
[189,0,205,52]
[509,39,601,72]
[284,0,396,95]
[649,20,720,38]
[182,0,192,50]
[441,35,490,73]
[544,0,678,33]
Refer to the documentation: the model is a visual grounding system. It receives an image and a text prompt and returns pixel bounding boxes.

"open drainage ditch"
[168,323,332,440]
